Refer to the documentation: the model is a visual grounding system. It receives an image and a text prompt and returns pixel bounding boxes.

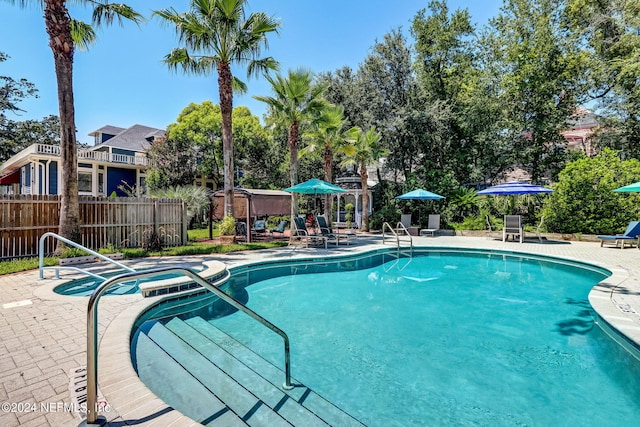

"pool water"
[134,251,640,426]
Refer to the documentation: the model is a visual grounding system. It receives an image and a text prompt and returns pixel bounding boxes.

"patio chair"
[419,214,441,237]
[597,221,640,249]
[269,220,288,239]
[252,219,269,241]
[234,221,248,243]
[316,215,351,246]
[503,215,523,243]
[535,216,545,243]
[290,216,328,249]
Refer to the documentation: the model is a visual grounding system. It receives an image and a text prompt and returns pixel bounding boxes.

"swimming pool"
[132,249,640,426]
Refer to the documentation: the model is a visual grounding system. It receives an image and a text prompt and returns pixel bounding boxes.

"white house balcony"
[32,144,149,166]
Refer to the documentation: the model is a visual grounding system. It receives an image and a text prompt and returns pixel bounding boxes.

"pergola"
[210,188,291,242]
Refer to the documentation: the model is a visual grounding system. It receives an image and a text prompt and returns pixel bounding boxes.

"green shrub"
[59,247,90,258]
[451,215,489,231]
[541,148,640,234]
[216,216,236,236]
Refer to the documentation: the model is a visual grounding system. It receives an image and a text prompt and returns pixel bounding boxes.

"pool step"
[133,329,248,426]
[139,316,363,427]
[183,316,364,427]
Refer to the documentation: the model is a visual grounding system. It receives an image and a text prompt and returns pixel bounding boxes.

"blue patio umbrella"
[477,181,552,218]
[477,181,553,195]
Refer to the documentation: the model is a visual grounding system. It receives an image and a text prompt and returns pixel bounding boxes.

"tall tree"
[154,0,280,218]
[411,1,482,185]
[490,0,580,182]
[300,104,356,219]
[566,0,640,158]
[254,68,328,218]
[353,29,425,183]
[5,1,143,247]
[1,115,60,162]
[341,126,387,232]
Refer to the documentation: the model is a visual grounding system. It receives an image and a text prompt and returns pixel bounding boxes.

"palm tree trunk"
[218,61,235,218]
[44,0,81,249]
[289,122,300,218]
[323,145,332,220]
[360,160,369,232]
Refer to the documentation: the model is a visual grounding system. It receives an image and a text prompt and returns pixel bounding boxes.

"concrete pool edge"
[94,241,640,425]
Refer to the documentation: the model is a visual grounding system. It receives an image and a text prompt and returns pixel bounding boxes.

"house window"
[78,172,93,192]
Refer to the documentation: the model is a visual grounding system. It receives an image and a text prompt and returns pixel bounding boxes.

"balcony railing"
[34,144,148,166]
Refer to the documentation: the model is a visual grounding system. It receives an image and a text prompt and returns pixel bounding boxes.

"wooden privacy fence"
[0,195,187,259]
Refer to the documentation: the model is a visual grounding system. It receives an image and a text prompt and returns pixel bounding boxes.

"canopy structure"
[211,188,291,242]
[614,181,640,193]
[477,181,553,195]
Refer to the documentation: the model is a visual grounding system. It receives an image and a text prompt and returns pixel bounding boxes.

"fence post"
[182,200,188,245]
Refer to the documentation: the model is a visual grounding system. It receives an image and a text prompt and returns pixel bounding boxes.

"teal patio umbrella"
[396,188,445,225]
[396,189,445,200]
[284,178,347,195]
[284,178,347,215]
[614,181,640,192]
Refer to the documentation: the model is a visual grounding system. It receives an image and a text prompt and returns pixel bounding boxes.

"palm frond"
[70,19,96,51]
[92,3,145,27]
[232,76,247,94]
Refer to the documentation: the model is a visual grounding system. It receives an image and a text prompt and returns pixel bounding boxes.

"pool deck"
[1,233,640,426]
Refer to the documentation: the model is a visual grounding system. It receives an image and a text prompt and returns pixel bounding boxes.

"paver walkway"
[1,233,639,426]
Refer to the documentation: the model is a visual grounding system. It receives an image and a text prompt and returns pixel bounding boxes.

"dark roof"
[90,124,165,152]
[88,125,126,137]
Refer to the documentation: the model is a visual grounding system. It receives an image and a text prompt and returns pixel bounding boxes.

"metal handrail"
[84,266,293,425]
[38,232,134,280]
[381,221,413,253]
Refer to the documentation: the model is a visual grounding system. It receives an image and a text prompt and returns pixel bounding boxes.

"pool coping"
[96,239,640,425]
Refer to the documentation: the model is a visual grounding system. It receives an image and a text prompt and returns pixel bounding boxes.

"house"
[561,107,598,157]
[0,124,164,197]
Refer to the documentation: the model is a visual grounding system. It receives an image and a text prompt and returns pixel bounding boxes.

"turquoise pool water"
[133,250,640,426]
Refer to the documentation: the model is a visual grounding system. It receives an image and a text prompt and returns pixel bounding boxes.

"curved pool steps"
[135,316,364,426]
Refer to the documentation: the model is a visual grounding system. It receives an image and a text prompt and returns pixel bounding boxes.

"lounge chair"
[419,214,441,237]
[316,215,351,245]
[290,216,328,248]
[503,215,523,243]
[597,221,640,249]
[269,220,288,239]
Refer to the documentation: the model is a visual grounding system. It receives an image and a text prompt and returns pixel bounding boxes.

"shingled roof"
[90,124,166,152]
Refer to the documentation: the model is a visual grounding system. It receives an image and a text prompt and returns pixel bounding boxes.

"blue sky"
[0,1,502,144]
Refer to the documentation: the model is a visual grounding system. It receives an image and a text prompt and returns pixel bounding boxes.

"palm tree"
[254,68,328,217]
[154,0,279,218]
[300,104,356,219]
[6,0,143,249]
[341,126,387,232]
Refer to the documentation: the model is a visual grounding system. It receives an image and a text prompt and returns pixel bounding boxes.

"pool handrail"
[382,222,413,254]
[84,266,293,426]
[39,232,135,280]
